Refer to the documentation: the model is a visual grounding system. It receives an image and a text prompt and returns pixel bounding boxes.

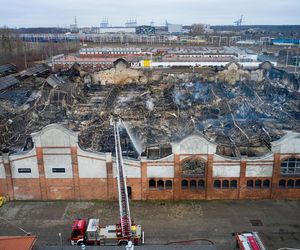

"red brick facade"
[0,125,300,201]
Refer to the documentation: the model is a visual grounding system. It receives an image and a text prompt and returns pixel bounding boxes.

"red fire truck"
[235,232,266,250]
[70,118,144,246]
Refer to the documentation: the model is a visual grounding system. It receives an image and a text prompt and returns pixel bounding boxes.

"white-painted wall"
[147,166,174,178]
[113,159,141,178]
[9,149,39,179]
[278,138,300,154]
[213,165,240,177]
[78,157,107,178]
[246,165,273,177]
[43,154,73,178]
[77,147,107,178]
[31,124,78,147]
[172,135,216,155]
[0,161,5,179]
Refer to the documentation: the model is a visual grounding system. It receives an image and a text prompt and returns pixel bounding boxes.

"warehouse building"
[0,124,299,201]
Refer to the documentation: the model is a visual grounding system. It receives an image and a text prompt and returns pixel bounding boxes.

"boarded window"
[279,179,286,188]
[190,180,197,190]
[263,180,270,188]
[149,179,156,190]
[230,180,237,189]
[222,180,229,189]
[166,180,173,190]
[214,180,221,189]
[255,180,262,188]
[182,158,205,177]
[198,180,205,189]
[287,179,294,188]
[157,180,164,190]
[247,180,253,188]
[18,168,31,173]
[52,168,65,173]
[181,180,188,190]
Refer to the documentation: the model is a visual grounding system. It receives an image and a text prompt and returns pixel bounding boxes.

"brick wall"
[1,124,300,201]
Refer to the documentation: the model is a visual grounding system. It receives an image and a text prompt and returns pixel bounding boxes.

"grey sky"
[0,0,299,28]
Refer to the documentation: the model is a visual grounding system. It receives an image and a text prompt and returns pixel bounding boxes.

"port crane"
[70,117,143,246]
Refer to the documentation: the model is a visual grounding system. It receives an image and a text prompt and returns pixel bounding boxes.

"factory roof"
[0,63,17,76]
[0,75,20,91]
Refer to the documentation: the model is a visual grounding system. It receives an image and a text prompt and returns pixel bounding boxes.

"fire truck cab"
[71,219,86,245]
[235,232,266,250]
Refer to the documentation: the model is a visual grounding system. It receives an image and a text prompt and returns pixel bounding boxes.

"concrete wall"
[1,125,300,201]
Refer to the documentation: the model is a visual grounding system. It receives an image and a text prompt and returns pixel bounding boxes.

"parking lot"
[0,200,299,249]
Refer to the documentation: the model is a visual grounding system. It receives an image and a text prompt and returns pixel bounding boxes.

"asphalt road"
[0,200,299,250]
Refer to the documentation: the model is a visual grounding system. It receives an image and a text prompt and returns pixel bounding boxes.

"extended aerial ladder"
[113,117,132,238]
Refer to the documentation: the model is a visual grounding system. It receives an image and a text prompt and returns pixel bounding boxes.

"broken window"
[296,179,300,188]
[198,180,205,189]
[222,180,229,189]
[230,180,237,189]
[190,180,197,190]
[279,179,286,189]
[263,179,270,188]
[247,180,253,188]
[157,180,164,190]
[182,158,205,177]
[287,179,294,188]
[255,180,262,188]
[181,180,188,190]
[166,180,173,190]
[149,179,156,190]
[214,180,221,189]
[281,158,300,175]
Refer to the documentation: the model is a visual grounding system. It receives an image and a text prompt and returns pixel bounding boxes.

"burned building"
[0,61,300,200]
[0,124,299,201]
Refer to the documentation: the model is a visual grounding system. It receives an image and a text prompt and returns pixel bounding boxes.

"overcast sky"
[0,0,299,28]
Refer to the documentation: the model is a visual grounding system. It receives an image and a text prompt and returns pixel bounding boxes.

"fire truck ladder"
[113,118,132,238]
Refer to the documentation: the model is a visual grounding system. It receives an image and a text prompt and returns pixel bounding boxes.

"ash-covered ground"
[0,64,299,158]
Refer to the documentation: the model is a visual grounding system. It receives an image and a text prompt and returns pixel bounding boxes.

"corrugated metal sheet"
[0,75,20,91]
[0,63,17,76]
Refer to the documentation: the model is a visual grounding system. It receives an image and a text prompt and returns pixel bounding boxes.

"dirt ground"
[0,200,299,250]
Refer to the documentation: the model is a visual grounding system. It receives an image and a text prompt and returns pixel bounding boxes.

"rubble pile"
[0,62,299,159]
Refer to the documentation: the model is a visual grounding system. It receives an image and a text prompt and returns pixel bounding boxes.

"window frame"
[280,158,300,176]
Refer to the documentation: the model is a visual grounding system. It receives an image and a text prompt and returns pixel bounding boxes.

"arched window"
[182,158,205,177]
[255,180,262,188]
[230,180,237,189]
[296,179,300,188]
[279,179,286,188]
[247,180,253,188]
[157,180,164,190]
[214,180,221,189]
[281,158,300,175]
[263,180,270,188]
[166,180,173,190]
[181,180,188,190]
[149,179,156,190]
[287,179,294,188]
[222,180,229,189]
[190,180,197,190]
[198,180,205,189]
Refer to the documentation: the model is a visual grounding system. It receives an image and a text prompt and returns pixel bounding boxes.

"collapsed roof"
[0,63,299,159]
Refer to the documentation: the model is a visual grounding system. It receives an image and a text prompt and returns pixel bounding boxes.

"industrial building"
[79,47,143,58]
[0,124,299,201]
